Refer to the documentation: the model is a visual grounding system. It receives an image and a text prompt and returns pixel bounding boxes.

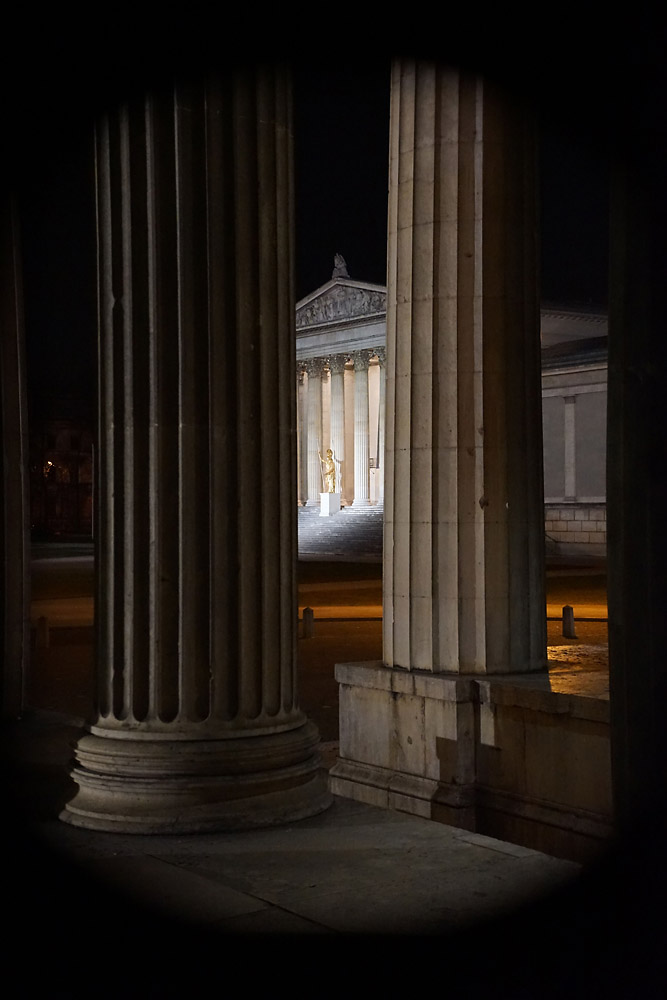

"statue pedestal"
[320,492,341,517]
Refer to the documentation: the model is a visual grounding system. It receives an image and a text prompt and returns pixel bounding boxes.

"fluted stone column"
[62,68,331,833]
[343,359,355,504]
[320,363,331,463]
[305,358,323,504]
[297,368,308,505]
[351,350,372,507]
[383,63,545,676]
[332,61,545,827]
[1,197,30,719]
[376,347,386,508]
[328,354,346,496]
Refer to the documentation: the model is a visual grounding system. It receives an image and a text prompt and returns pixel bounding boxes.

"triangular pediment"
[296,278,387,331]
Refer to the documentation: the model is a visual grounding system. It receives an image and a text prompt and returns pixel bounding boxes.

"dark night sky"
[18,56,610,410]
[293,59,393,299]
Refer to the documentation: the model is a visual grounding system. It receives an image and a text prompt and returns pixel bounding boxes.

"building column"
[376,346,386,507]
[563,395,577,499]
[328,354,346,496]
[343,359,355,504]
[351,350,372,507]
[304,358,323,504]
[297,367,308,505]
[61,67,331,833]
[607,87,667,836]
[1,197,30,719]
[332,61,545,826]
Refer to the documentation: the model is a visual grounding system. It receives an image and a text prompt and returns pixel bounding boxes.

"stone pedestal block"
[330,661,477,824]
[320,492,341,516]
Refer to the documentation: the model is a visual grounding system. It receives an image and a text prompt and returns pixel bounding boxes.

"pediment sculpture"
[296,284,387,330]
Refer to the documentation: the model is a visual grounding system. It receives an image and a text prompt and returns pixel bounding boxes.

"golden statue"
[318,448,336,493]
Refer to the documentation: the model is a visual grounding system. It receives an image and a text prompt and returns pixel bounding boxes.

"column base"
[351,497,371,507]
[60,721,332,833]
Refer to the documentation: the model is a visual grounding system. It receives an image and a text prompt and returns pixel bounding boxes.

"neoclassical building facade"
[296,270,387,508]
[296,266,608,561]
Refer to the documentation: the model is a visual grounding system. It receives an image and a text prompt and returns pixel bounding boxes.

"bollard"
[562,604,577,639]
[36,615,50,648]
[302,607,314,638]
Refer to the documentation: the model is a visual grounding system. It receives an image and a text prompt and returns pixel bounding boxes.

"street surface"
[30,553,608,626]
[27,552,608,739]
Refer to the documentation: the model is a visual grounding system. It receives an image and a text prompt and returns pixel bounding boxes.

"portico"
[296,269,609,558]
[295,269,387,508]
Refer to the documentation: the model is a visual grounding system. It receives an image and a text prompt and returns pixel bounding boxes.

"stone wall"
[474,680,612,862]
[545,502,606,561]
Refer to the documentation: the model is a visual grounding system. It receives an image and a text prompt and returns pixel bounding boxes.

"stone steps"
[297,503,383,561]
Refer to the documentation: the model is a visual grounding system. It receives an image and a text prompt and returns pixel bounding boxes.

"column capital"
[304,357,325,378]
[326,353,348,375]
[374,346,387,366]
[351,349,373,371]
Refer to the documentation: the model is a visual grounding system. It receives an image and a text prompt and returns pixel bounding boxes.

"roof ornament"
[332,253,350,279]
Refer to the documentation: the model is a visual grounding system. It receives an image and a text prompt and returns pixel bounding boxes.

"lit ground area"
[25,553,609,742]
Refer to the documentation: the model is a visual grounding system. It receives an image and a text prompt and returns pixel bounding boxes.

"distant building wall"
[545,503,606,560]
[29,404,93,539]
[542,357,607,561]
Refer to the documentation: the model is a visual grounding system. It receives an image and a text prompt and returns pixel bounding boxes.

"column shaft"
[343,362,355,503]
[376,348,386,506]
[328,354,346,495]
[297,368,308,504]
[305,359,323,502]
[0,197,30,718]
[607,101,667,830]
[383,62,545,675]
[352,351,371,506]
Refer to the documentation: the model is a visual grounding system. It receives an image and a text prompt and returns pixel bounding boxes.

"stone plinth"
[320,492,341,516]
[331,661,477,825]
[331,660,612,862]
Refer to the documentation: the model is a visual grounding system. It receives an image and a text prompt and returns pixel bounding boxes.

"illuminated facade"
[296,274,608,562]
